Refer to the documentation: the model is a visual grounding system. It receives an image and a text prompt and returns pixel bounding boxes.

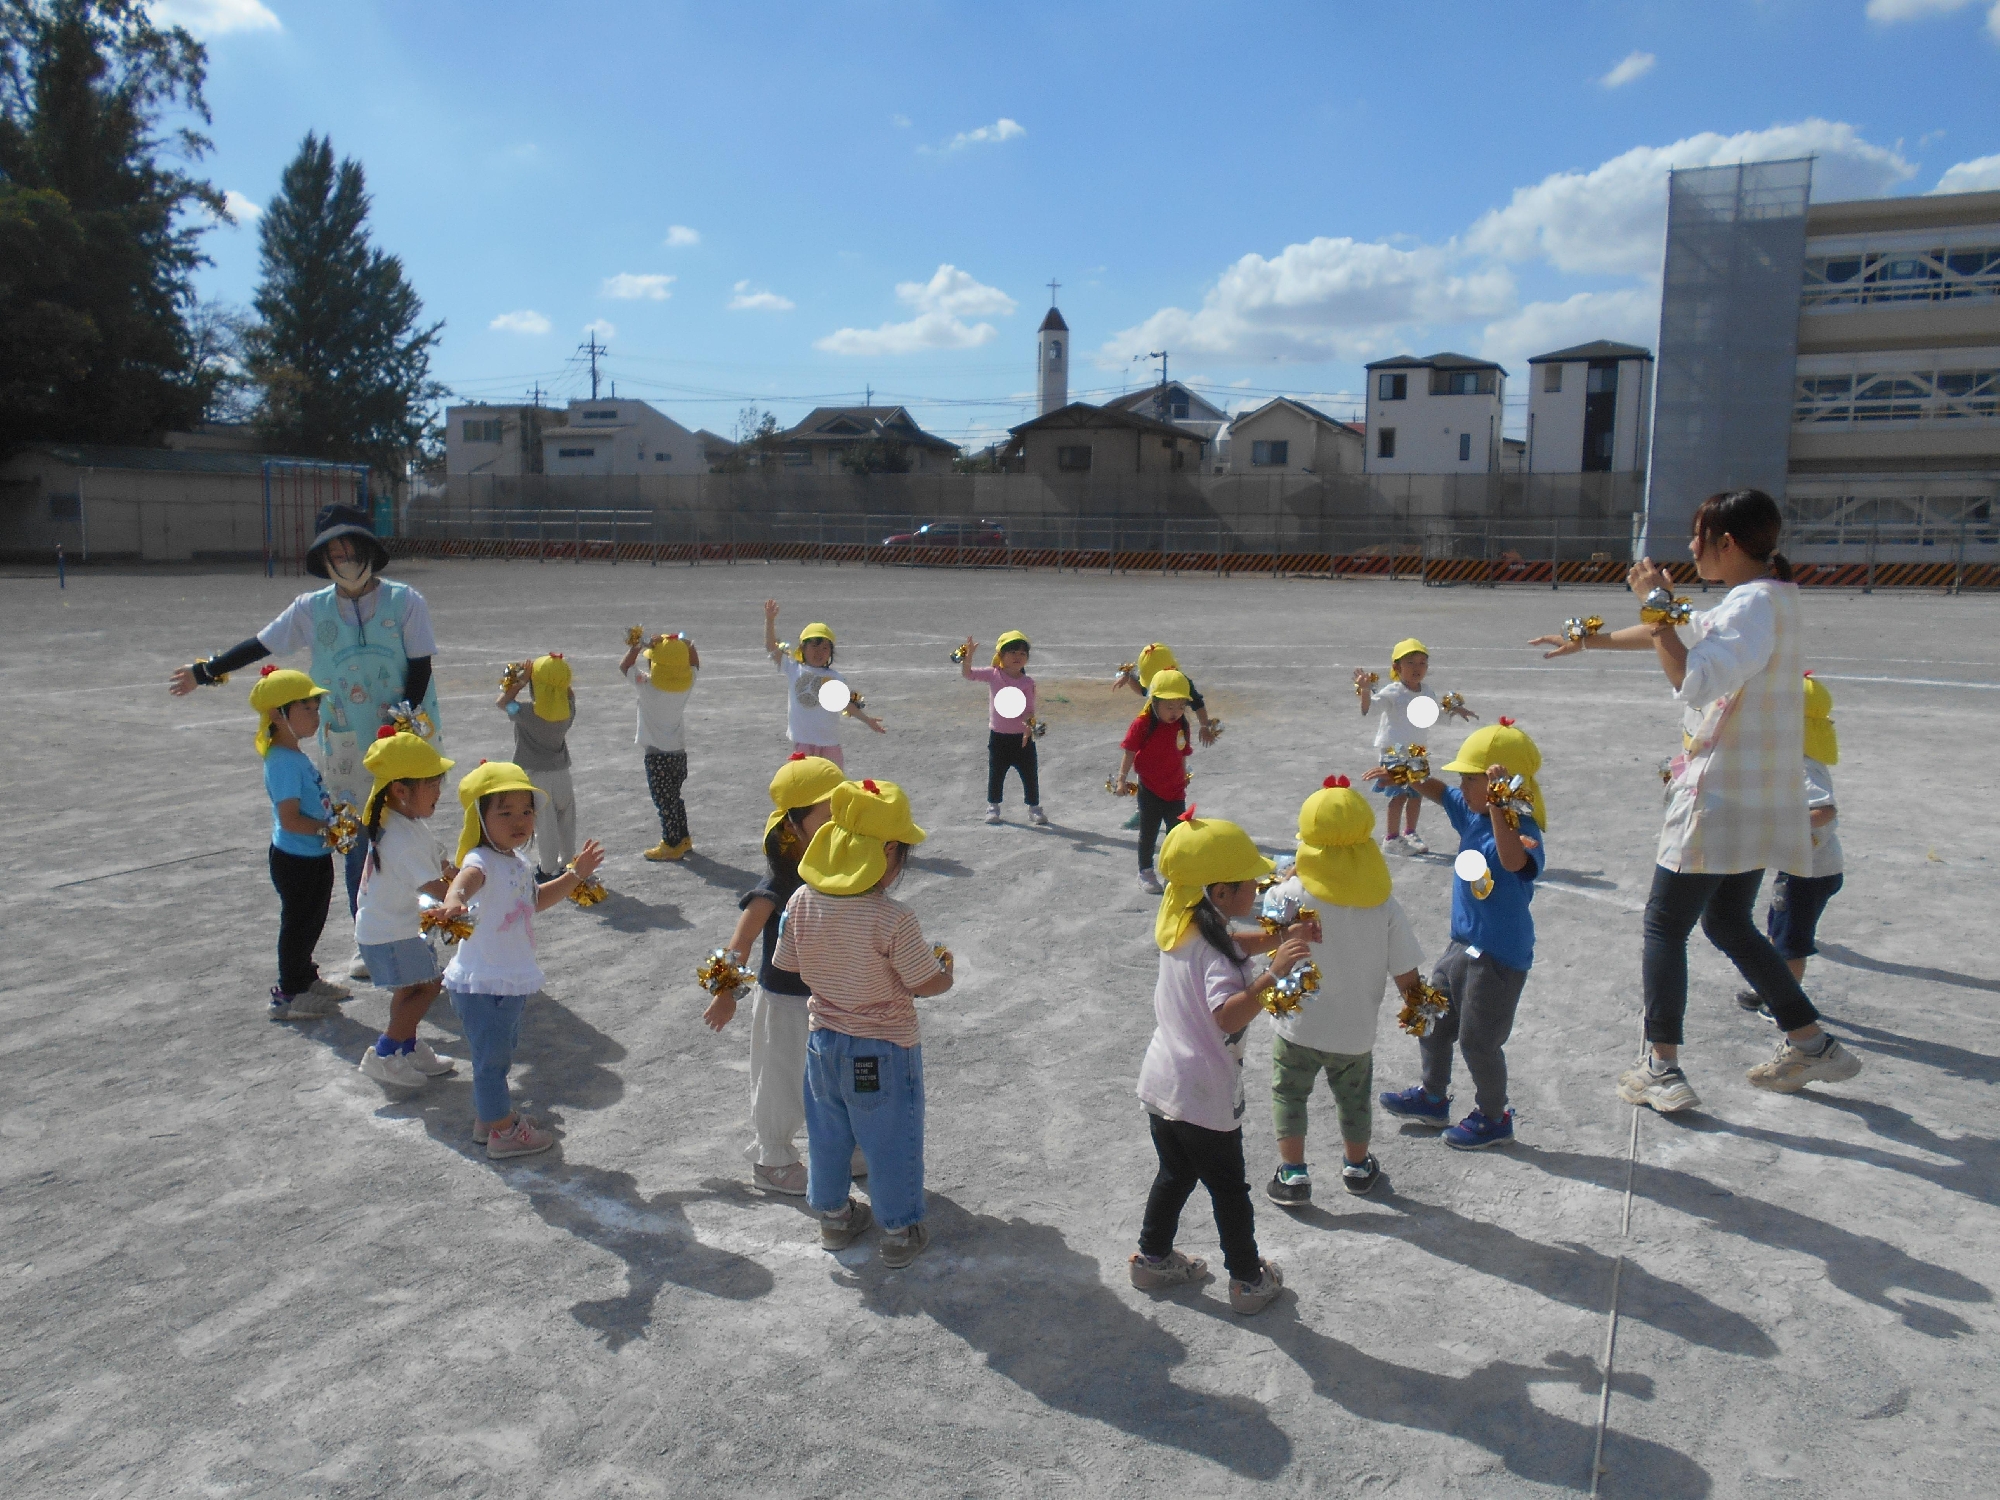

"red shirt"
[1122,711,1192,800]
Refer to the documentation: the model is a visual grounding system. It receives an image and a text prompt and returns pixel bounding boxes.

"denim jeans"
[451,990,528,1122]
[804,1028,925,1230]
[1766,871,1844,961]
[1642,866,1818,1045]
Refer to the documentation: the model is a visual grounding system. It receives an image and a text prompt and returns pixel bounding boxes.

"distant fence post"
[1551,517,1560,591]
[1865,520,1877,594]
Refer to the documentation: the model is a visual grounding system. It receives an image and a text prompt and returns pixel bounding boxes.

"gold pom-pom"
[1104,774,1136,797]
[1112,662,1138,688]
[500,661,529,691]
[419,904,475,945]
[626,624,647,647]
[1385,744,1430,787]
[1397,981,1451,1037]
[1024,715,1048,740]
[695,947,752,998]
[1639,589,1692,626]
[932,943,954,970]
[1205,717,1226,739]
[1355,670,1381,702]
[386,701,435,740]
[1486,772,1533,829]
[566,863,608,907]
[1438,690,1466,715]
[1658,757,1675,787]
[950,644,971,664]
[1263,960,1322,1016]
[1561,615,1604,644]
[323,802,363,854]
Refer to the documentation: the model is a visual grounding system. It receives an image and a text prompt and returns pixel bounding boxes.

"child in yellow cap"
[772,778,951,1267]
[1114,642,1220,829]
[1739,672,1845,1014]
[1373,719,1544,1150]
[1354,638,1477,856]
[353,726,459,1089]
[958,630,1050,826]
[702,753,861,1196]
[437,761,606,1161]
[1259,777,1426,1205]
[1132,811,1311,1315]
[497,651,579,878]
[250,666,349,1020]
[762,600,885,767]
[1117,670,1197,892]
[619,631,701,860]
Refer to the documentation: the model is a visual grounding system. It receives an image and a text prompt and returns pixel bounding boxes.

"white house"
[1224,397,1364,476]
[539,399,707,478]
[1105,381,1229,444]
[1525,341,1653,474]
[1362,352,1507,473]
[445,404,552,477]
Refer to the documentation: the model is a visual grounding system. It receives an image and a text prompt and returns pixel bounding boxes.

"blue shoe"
[1442,1108,1515,1150]
[1379,1084,1450,1124]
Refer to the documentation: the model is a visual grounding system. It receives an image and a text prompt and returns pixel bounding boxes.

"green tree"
[246,132,444,483]
[0,0,223,452]
[838,437,912,475]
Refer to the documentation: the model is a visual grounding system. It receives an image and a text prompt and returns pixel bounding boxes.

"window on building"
[1056,445,1092,472]
[1377,373,1408,401]
[1251,439,1289,467]
[556,447,596,458]
[1542,365,1562,394]
[1431,369,1496,396]
[782,449,811,466]
[1586,363,1618,395]
[1167,395,1189,419]
[48,492,80,520]
[1596,431,1616,461]
[584,409,617,421]
[654,451,670,462]
[461,419,501,443]
[1377,427,1396,460]
[1458,432,1472,462]
[1048,341,1061,361]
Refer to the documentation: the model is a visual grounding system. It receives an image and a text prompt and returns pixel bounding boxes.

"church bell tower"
[1037,296,1068,416]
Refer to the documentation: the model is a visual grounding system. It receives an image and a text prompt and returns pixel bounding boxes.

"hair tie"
[1178,804,1198,823]
[1323,774,1349,789]
[376,724,397,739]
[258,663,280,677]
[862,778,879,793]
[1498,716,1516,727]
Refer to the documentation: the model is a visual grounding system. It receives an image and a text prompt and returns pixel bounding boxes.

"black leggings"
[1140,1114,1261,1282]
[268,845,334,997]
[1641,866,1818,1046]
[645,749,689,843]
[986,731,1040,805]
[1137,786,1184,872]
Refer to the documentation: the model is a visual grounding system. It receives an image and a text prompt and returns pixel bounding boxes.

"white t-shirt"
[257,586,437,657]
[624,663,693,752]
[442,847,544,996]
[1260,876,1423,1055]
[1364,679,1437,751]
[1136,933,1251,1134]
[1805,757,1842,878]
[354,811,441,945]
[781,656,847,745]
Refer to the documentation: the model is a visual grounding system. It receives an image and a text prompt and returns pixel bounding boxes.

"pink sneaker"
[486,1114,554,1160]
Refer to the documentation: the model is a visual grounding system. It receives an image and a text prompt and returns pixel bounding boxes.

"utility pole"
[865,382,872,407]
[1135,350,1169,421]
[579,332,605,399]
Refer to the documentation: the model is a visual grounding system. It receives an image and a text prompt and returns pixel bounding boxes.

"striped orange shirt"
[773,886,943,1047]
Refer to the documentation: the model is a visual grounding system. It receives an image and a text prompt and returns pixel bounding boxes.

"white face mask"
[328,555,375,592]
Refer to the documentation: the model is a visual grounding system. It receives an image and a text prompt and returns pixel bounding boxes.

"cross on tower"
[1047,277,1061,306]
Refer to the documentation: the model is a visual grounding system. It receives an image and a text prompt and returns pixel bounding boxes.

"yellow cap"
[249,666,329,756]
[1391,638,1429,666]
[764,752,847,842]
[645,634,694,692]
[362,726,456,824]
[530,652,573,721]
[992,629,1030,668]
[792,623,835,662]
[1803,672,1838,765]
[1442,720,1547,828]
[1136,642,1178,688]
[454,759,543,865]
[1147,668,1194,703]
[798,778,926,896]
[1294,778,1391,909]
[1155,813,1274,951]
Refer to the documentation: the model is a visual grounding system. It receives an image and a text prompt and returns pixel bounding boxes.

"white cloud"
[664,225,700,247]
[1479,286,1661,377]
[891,114,912,129]
[490,310,552,335]
[147,0,280,35]
[1865,0,2000,36]
[1465,119,1915,276]
[582,319,616,340]
[729,280,795,312]
[1600,51,1656,88]
[1934,152,2000,193]
[220,188,261,224]
[601,273,674,300]
[1099,238,1514,365]
[815,264,1015,355]
[939,117,1025,152]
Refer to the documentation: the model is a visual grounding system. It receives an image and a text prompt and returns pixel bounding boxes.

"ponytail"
[1768,550,1793,583]
[1188,892,1243,966]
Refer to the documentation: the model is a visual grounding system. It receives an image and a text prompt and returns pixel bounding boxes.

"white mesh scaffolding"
[1641,158,1813,555]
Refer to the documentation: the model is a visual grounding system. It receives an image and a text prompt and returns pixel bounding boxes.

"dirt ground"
[3,557,1997,1499]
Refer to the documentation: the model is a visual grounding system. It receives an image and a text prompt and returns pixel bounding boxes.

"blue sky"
[161,0,1999,447]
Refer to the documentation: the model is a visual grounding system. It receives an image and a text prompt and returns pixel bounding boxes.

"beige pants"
[533,767,577,873]
[745,987,810,1167]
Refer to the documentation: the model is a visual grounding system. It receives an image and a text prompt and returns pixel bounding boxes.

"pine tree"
[246,133,444,484]
[0,0,223,452]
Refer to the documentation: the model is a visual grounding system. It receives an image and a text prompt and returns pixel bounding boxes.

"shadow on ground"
[1817,942,1999,994]
[1825,1016,2000,1085]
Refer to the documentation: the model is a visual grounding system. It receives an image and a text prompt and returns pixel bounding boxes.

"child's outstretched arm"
[1353,667,1375,715]
[959,638,978,680]
[537,837,606,911]
[1363,769,1445,805]
[619,637,644,675]
[763,599,784,664]
[703,897,772,1031]
[847,698,886,734]
[496,663,527,710]
[442,860,487,917]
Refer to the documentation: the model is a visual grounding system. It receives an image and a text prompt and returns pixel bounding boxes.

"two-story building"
[1222,397,1364,477]
[1525,341,1654,474]
[1361,353,1508,473]
[538,400,707,478]
[776,406,960,474]
[1104,381,1230,444]
[445,404,552,477]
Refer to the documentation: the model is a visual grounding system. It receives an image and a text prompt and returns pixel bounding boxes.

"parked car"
[880,519,1007,548]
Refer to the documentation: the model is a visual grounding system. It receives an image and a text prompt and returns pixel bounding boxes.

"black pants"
[645,749,690,843]
[1642,866,1818,1046]
[1420,941,1529,1118]
[1140,1114,1261,1282]
[1136,786,1185,872]
[986,731,1040,805]
[268,845,334,997]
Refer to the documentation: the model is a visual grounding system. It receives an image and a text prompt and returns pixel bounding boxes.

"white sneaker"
[1401,833,1429,855]
[1382,833,1402,851]
[346,951,372,981]
[358,1048,429,1089]
[1747,1036,1863,1093]
[1617,1063,1701,1113]
[406,1040,457,1076]
[984,804,1003,825]
[1027,806,1050,826]
[1139,869,1165,895]
[306,976,352,1002]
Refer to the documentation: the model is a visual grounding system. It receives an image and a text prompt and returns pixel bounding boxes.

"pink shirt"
[965,665,1036,734]
[1135,934,1251,1133]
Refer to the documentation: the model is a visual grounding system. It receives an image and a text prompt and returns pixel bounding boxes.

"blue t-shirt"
[264,745,332,858]
[1441,787,1540,972]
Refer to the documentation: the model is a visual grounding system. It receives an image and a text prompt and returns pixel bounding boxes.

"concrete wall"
[0,457,270,563]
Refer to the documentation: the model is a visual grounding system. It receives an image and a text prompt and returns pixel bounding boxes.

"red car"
[880,519,1007,548]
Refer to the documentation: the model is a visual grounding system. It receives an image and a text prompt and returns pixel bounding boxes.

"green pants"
[1271,1034,1373,1145]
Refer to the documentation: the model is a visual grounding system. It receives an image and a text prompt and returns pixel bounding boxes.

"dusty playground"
[3,557,1997,1498]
